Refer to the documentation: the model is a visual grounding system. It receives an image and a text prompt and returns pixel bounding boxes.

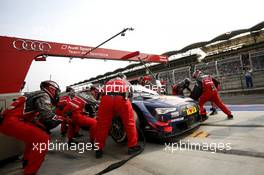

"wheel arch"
[132,103,146,128]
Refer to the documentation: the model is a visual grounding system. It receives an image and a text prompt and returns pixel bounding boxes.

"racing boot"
[95,150,103,159]
[227,115,234,120]
[209,108,218,116]
[22,159,28,168]
[128,145,142,155]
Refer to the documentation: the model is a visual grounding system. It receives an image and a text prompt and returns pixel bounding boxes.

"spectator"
[243,65,253,88]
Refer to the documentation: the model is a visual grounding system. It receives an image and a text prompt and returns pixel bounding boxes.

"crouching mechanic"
[0,80,68,175]
[56,91,97,145]
[59,86,80,137]
[95,73,141,158]
[172,78,191,96]
[192,70,233,121]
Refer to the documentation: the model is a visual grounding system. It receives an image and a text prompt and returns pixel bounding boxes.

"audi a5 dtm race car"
[77,85,200,142]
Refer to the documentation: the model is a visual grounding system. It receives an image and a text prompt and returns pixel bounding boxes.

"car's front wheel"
[110,111,139,143]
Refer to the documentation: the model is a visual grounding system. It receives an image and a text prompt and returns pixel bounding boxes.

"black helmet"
[66,86,75,98]
[183,78,191,87]
[66,86,74,93]
[40,80,61,105]
[117,72,126,79]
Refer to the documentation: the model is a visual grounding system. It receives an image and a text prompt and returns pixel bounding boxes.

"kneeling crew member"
[56,92,97,144]
[58,86,81,137]
[172,78,191,96]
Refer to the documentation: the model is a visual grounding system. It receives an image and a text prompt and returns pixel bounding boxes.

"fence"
[158,67,191,94]
[217,56,243,76]
[158,66,191,85]
[158,49,264,93]
[173,66,192,83]
[250,50,264,71]
[195,61,218,76]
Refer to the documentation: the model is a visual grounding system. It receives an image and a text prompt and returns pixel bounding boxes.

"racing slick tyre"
[110,110,139,143]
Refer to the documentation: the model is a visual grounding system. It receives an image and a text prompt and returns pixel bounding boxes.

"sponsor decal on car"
[186,106,197,115]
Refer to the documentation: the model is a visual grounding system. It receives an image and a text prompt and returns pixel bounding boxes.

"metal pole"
[82,28,134,58]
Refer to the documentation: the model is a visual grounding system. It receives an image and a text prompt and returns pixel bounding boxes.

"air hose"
[95,127,146,175]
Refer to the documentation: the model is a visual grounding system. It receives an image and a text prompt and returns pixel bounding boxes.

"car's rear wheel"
[110,111,139,143]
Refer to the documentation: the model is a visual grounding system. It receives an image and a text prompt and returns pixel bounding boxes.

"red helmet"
[40,80,61,104]
[192,70,202,79]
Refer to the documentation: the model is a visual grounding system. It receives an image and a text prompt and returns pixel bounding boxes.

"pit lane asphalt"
[1,105,264,175]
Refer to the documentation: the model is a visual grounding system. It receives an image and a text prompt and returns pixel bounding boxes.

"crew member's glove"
[52,115,65,122]
[53,115,72,124]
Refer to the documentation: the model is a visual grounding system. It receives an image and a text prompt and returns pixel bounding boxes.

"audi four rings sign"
[13,39,51,52]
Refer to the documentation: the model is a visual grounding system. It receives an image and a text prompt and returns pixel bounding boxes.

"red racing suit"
[95,78,138,150]
[56,94,97,142]
[56,94,80,136]
[197,75,231,116]
[172,85,177,95]
[0,91,63,175]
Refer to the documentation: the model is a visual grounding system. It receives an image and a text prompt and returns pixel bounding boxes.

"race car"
[110,85,201,142]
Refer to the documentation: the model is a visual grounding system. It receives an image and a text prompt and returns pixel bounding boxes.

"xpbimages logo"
[164,140,232,153]
[32,140,99,154]
[97,84,166,94]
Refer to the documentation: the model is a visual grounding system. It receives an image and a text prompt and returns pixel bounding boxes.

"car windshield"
[132,85,159,99]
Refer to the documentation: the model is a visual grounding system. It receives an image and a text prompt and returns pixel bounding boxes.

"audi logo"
[13,39,51,52]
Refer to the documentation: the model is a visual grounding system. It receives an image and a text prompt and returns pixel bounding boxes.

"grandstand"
[71,21,264,98]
